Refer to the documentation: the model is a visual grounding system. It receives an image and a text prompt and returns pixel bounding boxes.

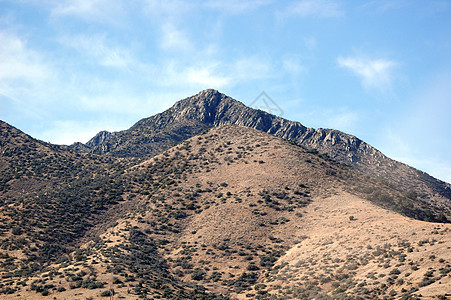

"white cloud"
[39,120,107,145]
[38,119,129,145]
[302,107,360,134]
[153,55,273,91]
[231,56,272,81]
[59,34,132,69]
[0,31,52,86]
[152,53,273,90]
[53,0,102,16]
[40,87,202,144]
[327,110,359,132]
[337,56,397,91]
[51,0,127,24]
[77,88,173,117]
[360,0,449,16]
[160,23,193,50]
[382,129,451,184]
[359,1,410,13]
[79,94,129,113]
[377,72,451,183]
[204,0,271,14]
[144,0,194,17]
[186,65,231,87]
[282,0,344,18]
[0,31,58,121]
[282,56,306,75]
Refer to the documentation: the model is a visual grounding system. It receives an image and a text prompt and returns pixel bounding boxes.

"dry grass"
[1,125,450,299]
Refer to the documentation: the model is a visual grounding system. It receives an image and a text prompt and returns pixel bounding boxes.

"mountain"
[70,89,451,213]
[1,123,450,299]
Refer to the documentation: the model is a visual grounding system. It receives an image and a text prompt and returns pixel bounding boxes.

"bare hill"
[2,124,449,299]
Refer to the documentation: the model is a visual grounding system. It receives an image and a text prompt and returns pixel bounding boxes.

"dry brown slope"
[108,125,451,299]
[262,191,451,299]
[1,124,351,298]
[2,125,450,299]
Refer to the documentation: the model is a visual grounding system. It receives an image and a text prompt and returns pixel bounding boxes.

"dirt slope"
[263,191,451,299]
[3,125,449,299]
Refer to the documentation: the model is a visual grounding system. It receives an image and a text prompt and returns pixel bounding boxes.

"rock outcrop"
[70,89,451,206]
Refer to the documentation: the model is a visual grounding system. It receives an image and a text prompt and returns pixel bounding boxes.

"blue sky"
[1,0,450,183]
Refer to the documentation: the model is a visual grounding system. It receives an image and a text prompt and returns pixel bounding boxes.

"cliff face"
[71,89,451,206]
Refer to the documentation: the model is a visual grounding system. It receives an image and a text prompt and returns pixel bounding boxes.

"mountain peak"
[172,88,228,123]
[181,88,224,107]
[196,88,221,97]
[69,90,451,207]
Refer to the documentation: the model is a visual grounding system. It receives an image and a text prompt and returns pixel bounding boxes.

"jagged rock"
[85,130,116,148]
[71,89,451,207]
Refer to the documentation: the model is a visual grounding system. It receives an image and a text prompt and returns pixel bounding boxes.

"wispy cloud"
[144,0,194,15]
[156,54,273,90]
[51,0,124,22]
[382,129,451,184]
[360,0,449,16]
[160,23,193,51]
[51,0,134,24]
[186,65,231,87]
[359,0,410,13]
[52,0,102,16]
[377,71,451,183]
[337,56,398,91]
[231,56,272,81]
[281,0,344,18]
[0,29,62,126]
[0,31,52,86]
[204,0,271,14]
[282,56,306,75]
[327,109,360,132]
[299,106,360,134]
[0,30,57,122]
[39,119,114,145]
[59,34,133,69]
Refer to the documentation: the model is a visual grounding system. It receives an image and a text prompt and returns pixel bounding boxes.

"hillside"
[70,89,451,214]
[2,124,450,299]
[0,121,137,293]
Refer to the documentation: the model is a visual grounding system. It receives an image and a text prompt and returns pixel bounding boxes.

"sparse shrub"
[100,289,114,297]
[390,268,401,275]
[11,227,22,235]
[191,268,206,281]
[247,263,259,271]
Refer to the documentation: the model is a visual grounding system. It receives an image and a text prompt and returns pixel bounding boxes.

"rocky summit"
[1,91,451,299]
[71,89,451,215]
